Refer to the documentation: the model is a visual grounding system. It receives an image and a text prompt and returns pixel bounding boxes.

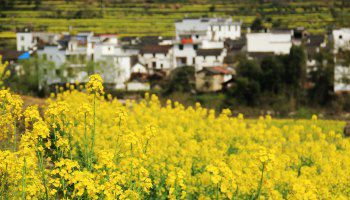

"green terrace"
[0,0,349,38]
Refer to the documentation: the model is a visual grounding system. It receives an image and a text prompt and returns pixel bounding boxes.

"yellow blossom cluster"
[0,74,350,199]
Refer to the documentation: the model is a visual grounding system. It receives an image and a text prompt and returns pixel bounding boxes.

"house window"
[55,69,61,76]
[50,55,53,60]
[153,53,156,57]
[42,54,47,60]
[193,44,198,50]
[339,35,343,39]
[21,46,25,51]
[108,47,111,51]
[43,68,47,75]
[193,57,195,64]
[179,44,184,50]
[152,62,156,68]
[219,26,221,31]
[160,64,163,69]
[229,26,231,31]
[21,36,24,41]
[196,35,199,39]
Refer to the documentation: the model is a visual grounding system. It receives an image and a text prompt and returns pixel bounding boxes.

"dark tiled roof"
[199,66,232,75]
[130,72,149,83]
[140,36,161,45]
[307,35,325,47]
[196,48,223,56]
[224,38,246,51]
[121,36,138,42]
[306,35,325,57]
[140,45,172,54]
[247,52,275,60]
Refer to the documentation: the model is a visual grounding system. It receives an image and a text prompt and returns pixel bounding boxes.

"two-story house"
[246,30,293,55]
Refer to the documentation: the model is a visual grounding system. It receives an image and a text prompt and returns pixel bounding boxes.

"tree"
[260,56,285,94]
[0,0,15,9]
[231,77,261,106]
[250,15,265,32]
[164,66,195,94]
[226,58,262,106]
[284,45,307,109]
[34,0,41,10]
[209,5,216,12]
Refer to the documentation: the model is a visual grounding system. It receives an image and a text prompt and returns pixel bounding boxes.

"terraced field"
[0,0,349,38]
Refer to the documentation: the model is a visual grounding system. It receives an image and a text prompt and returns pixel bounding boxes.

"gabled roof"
[224,38,246,52]
[199,66,232,75]
[247,52,274,60]
[307,35,325,47]
[196,48,223,56]
[140,36,161,45]
[140,45,172,54]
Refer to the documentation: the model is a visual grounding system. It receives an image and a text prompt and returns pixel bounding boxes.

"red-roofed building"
[181,38,193,44]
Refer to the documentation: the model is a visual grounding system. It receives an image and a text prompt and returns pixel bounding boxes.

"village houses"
[11,17,350,94]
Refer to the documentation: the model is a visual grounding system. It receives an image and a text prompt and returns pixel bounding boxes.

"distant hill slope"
[0,0,349,37]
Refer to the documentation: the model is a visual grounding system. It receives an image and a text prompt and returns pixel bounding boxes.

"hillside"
[0,0,350,39]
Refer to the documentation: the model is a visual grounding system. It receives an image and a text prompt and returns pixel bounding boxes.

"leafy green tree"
[6,57,51,95]
[284,45,307,109]
[164,66,195,94]
[250,15,265,32]
[232,77,261,106]
[236,59,261,81]
[0,0,15,9]
[227,58,262,106]
[260,56,285,94]
[34,0,41,10]
[308,47,334,105]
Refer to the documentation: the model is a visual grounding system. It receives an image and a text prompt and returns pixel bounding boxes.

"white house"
[96,55,133,90]
[194,48,227,71]
[173,42,198,67]
[37,45,89,86]
[175,17,241,42]
[173,17,240,69]
[246,31,293,55]
[17,31,37,52]
[131,63,147,74]
[16,30,60,52]
[36,32,127,88]
[332,29,350,93]
[332,28,350,54]
[139,45,173,73]
[93,35,123,62]
[92,35,136,89]
[334,64,350,93]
